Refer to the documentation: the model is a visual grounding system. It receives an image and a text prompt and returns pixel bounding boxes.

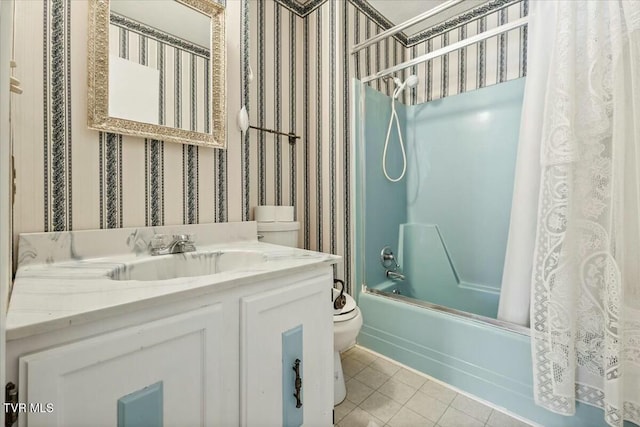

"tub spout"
[386,270,405,281]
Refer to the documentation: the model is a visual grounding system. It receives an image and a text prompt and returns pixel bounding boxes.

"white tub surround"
[6,222,338,426]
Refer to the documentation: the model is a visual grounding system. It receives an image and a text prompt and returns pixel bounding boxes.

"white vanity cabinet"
[6,267,334,427]
[17,305,224,427]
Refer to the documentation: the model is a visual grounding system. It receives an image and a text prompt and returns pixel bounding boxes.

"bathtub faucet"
[386,270,405,281]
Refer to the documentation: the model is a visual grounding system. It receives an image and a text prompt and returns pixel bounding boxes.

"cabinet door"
[241,271,333,427]
[18,304,223,427]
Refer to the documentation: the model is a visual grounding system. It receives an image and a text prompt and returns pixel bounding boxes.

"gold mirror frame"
[87,0,226,148]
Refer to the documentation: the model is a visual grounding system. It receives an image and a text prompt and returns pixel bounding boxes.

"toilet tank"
[257,221,300,248]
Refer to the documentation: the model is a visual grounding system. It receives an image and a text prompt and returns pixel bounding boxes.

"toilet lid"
[333,288,357,321]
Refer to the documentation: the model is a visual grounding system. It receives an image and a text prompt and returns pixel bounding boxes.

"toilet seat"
[333,307,359,322]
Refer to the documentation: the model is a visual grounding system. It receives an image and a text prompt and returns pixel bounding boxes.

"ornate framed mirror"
[88,0,226,148]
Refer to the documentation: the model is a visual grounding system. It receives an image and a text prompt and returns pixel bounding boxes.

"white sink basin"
[110,250,267,281]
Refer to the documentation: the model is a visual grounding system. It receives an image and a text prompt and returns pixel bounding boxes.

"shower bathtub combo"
[352,54,609,427]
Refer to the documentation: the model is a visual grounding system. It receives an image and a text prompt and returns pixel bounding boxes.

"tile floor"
[335,346,535,427]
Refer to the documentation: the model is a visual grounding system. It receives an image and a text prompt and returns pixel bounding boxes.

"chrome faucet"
[381,246,405,281]
[386,270,405,281]
[149,234,196,256]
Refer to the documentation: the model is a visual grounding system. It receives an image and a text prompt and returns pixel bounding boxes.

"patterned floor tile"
[377,377,418,405]
[342,356,367,377]
[393,368,428,389]
[338,407,384,427]
[487,410,535,427]
[369,357,401,376]
[387,406,435,427]
[354,366,391,390]
[334,398,356,422]
[438,407,484,427]
[345,377,375,405]
[404,390,448,423]
[359,391,403,423]
[335,347,536,427]
[450,394,492,422]
[419,380,458,405]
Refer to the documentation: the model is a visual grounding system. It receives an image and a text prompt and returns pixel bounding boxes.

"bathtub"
[368,279,528,334]
[357,282,616,427]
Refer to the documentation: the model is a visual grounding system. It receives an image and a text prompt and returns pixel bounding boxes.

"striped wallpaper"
[12,0,526,292]
[406,0,528,104]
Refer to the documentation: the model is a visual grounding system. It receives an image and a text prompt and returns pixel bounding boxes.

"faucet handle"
[173,233,195,243]
[150,234,171,249]
[380,246,400,271]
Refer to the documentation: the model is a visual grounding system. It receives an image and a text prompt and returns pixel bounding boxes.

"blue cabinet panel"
[117,381,163,427]
[282,325,303,427]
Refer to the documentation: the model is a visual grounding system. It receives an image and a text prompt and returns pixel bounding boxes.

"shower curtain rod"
[361,16,528,84]
[351,0,464,55]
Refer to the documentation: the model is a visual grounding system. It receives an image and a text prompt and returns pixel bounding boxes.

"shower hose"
[382,87,407,182]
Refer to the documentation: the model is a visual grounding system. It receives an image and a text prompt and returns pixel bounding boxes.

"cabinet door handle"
[293,358,302,408]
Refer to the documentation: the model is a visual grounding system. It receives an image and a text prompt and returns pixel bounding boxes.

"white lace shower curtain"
[530,1,640,426]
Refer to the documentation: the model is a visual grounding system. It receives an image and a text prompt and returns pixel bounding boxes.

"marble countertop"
[7,222,340,340]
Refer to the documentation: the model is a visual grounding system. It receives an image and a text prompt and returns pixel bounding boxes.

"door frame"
[0,0,15,423]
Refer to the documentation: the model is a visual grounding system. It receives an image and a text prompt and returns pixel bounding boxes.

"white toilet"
[257,221,300,246]
[255,206,363,406]
[255,206,300,247]
[332,287,363,405]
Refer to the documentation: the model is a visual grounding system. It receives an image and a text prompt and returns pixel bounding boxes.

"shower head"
[392,74,419,99]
